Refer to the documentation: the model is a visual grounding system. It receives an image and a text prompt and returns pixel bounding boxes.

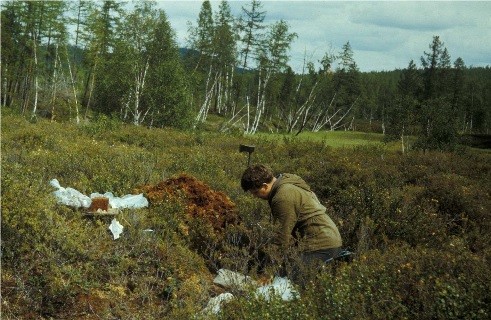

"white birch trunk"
[133,58,150,125]
[328,99,357,131]
[245,96,251,133]
[311,94,337,132]
[216,71,223,114]
[50,44,61,120]
[195,66,215,126]
[31,35,39,118]
[289,80,319,132]
[249,69,272,134]
[66,46,80,124]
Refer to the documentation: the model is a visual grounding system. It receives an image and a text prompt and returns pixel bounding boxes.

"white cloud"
[156,0,491,72]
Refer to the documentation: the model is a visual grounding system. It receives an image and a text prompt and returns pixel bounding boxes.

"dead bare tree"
[65,46,81,124]
[311,96,357,132]
[246,67,272,135]
[311,94,337,132]
[284,80,319,134]
[49,44,60,120]
[219,106,247,133]
[195,66,220,127]
[329,99,357,131]
[30,33,39,119]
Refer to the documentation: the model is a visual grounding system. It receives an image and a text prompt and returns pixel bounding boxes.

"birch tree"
[277,63,321,134]
[212,0,237,115]
[188,0,215,125]
[67,0,94,119]
[190,1,237,126]
[245,20,297,134]
[90,1,191,128]
[84,0,122,116]
[0,1,67,119]
[294,49,358,133]
[116,2,157,125]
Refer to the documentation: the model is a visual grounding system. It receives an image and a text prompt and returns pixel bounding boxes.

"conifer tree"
[397,60,422,97]
[333,41,360,126]
[146,10,193,128]
[385,60,421,148]
[238,0,266,70]
[418,36,458,150]
[1,1,67,117]
[188,0,214,72]
[84,0,122,115]
[212,0,237,114]
[421,35,444,100]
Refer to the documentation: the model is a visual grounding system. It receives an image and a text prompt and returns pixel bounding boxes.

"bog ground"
[2,112,490,319]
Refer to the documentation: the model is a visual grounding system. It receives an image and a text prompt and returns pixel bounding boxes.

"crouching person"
[241,164,344,280]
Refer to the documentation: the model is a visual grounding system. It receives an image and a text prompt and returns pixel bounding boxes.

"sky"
[155,0,491,73]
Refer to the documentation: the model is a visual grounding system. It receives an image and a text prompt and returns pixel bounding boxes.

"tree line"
[2,0,490,150]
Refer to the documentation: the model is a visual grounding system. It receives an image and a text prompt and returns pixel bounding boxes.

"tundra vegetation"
[1,0,491,319]
[2,110,491,319]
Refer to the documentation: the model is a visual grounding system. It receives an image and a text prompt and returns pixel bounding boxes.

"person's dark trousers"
[283,247,343,287]
[301,247,343,264]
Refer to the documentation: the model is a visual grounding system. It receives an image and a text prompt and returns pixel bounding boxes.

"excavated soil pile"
[138,173,239,231]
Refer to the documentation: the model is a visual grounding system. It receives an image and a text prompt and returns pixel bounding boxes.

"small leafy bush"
[307,245,490,320]
[1,112,489,319]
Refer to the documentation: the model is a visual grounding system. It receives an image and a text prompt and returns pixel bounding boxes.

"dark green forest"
[2,0,490,151]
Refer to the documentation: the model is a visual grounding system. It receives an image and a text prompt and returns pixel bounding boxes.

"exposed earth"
[137,173,240,232]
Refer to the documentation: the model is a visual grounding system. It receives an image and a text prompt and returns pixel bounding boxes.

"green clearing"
[255,130,393,148]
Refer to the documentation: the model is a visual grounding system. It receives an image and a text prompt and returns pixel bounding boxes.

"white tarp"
[202,292,234,314]
[255,276,299,301]
[203,269,300,314]
[213,268,258,289]
[50,179,92,208]
[50,179,148,209]
[90,192,148,209]
[108,218,124,240]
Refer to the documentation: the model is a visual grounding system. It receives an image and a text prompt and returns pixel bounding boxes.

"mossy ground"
[2,111,490,319]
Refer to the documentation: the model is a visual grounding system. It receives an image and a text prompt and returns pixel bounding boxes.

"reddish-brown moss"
[137,173,239,232]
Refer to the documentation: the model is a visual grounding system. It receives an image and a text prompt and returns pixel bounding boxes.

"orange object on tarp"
[88,197,109,212]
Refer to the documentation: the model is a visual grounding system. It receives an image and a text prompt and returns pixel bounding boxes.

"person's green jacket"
[268,173,342,252]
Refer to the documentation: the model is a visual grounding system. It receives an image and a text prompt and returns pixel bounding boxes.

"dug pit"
[137,173,239,232]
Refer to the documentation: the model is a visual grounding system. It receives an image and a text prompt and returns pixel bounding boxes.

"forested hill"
[2,0,490,152]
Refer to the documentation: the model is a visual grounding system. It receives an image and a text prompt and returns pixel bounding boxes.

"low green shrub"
[308,245,490,320]
[1,113,489,319]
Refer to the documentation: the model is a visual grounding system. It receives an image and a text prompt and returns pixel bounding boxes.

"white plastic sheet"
[50,179,148,210]
[90,192,148,209]
[50,179,91,208]
[213,268,257,289]
[255,276,299,301]
[108,218,124,239]
[204,269,300,314]
[202,292,234,314]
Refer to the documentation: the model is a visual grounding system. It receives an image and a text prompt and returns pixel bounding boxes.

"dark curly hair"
[240,164,274,191]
